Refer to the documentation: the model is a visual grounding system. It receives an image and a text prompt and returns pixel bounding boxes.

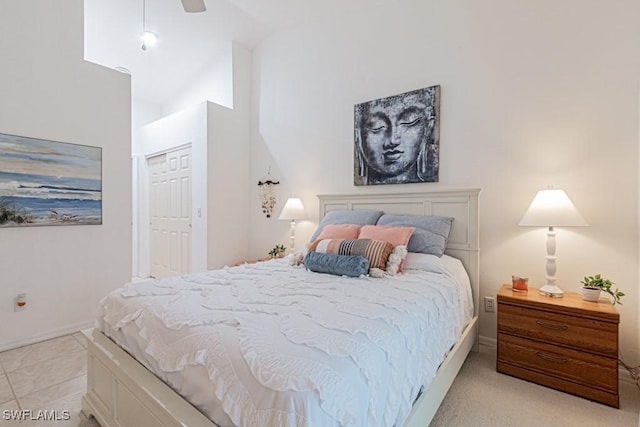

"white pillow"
[403,252,445,272]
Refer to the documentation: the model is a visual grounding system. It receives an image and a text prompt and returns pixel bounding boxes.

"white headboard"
[317,189,481,316]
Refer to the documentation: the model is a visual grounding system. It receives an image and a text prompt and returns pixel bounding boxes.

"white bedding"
[97,255,472,427]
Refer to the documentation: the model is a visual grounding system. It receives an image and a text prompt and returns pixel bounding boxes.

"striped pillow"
[309,238,395,271]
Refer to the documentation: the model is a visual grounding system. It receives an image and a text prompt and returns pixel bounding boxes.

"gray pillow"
[376,214,453,256]
[310,210,383,242]
[304,252,369,277]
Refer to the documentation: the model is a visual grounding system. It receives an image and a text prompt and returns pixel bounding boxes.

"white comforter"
[98,256,471,427]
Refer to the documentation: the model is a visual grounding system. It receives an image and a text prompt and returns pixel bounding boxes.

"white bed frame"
[82,189,481,427]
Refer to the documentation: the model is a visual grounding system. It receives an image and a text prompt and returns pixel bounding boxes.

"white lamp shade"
[279,198,306,220]
[519,189,587,227]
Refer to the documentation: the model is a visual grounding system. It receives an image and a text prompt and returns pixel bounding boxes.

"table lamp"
[279,197,306,251]
[519,188,587,297]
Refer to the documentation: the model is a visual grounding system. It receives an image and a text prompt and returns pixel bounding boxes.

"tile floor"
[0,333,99,426]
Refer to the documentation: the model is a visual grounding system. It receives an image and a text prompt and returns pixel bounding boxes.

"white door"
[148,146,192,278]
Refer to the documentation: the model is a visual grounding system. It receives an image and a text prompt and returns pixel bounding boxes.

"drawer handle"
[535,320,568,331]
[536,351,568,364]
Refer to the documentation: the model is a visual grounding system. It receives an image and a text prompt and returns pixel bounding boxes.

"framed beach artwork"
[354,85,440,186]
[0,133,102,227]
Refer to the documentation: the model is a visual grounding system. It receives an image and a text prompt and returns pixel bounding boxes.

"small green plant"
[580,274,624,305]
[268,243,286,258]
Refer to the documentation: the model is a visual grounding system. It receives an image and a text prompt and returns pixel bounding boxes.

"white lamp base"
[538,283,564,298]
[288,219,296,253]
[538,226,563,298]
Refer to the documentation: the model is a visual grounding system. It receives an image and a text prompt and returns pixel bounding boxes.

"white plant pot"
[581,287,601,302]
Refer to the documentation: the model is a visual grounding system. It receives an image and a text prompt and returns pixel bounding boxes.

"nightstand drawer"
[498,303,617,357]
[498,333,618,393]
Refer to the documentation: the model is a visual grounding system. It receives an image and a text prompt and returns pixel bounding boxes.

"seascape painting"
[354,85,440,186]
[0,133,102,227]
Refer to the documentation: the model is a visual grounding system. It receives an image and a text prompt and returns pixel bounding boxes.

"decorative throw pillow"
[314,224,361,241]
[376,214,453,257]
[358,225,415,272]
[310,210,383,242]
[403,252,445,272]
[304,252,369,277]
[358,225,415,247]
[309,238,407,277]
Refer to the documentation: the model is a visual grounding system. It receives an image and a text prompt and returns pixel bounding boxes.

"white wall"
[206,44,251,269]
[249,0,640,362]
[163,47,234,117]
[0,0,131,350]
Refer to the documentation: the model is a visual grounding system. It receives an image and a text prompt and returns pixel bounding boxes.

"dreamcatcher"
[257,167,280,218]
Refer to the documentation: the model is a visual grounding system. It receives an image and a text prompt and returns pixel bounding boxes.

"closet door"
[148,146,192,278]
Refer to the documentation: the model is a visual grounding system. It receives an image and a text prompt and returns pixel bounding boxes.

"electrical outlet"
[484,296,496,313]
[14,293,27,312]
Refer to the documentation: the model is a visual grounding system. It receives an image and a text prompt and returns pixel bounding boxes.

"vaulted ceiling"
[84,0,384,107]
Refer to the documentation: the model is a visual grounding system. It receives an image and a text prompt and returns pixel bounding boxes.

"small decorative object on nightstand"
[497,285,619,408]
[268,243,286,259]
[511,275,528,292]
[580,274,625,305]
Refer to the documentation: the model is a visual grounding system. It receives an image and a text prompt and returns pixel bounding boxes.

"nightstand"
[233,257,272,266]
[497,285,619,408]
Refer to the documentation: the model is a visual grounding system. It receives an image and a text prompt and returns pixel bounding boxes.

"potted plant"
[268,243,286,258]
[580,274,624,305]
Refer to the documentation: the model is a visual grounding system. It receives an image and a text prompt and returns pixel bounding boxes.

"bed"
[82,189,481,427]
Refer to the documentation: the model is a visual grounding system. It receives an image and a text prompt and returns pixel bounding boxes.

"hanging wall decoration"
[354,85,440,186]
[0,132,102,227]
[257,167,279,218]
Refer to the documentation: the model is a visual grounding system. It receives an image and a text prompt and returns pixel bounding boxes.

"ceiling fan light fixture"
[140,30,158,51]
[141,30,159,47]
[140,0,159,51]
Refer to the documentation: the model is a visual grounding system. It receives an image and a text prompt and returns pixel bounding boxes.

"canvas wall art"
[354,85,440,186]
[0,133,102,227]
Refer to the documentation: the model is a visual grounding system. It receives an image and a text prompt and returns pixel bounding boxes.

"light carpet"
[430,345,640,427]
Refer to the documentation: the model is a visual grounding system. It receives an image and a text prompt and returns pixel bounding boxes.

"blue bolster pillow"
[304,252,369,277]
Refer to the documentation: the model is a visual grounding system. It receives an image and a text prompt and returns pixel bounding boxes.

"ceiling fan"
[181,0,206,13]
[140,0,205,51]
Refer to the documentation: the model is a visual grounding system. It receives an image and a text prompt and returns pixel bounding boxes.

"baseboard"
[0,320,94,352]
[619,365,639,386]
[479,335,497,349]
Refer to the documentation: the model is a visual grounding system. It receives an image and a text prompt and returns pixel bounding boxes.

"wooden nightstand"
[497,285,619,408]
[233,257,272,267]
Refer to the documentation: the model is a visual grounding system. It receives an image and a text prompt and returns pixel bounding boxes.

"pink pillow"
[358,225,414,271]
[358,225,415,247]
[315,224,361,240]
